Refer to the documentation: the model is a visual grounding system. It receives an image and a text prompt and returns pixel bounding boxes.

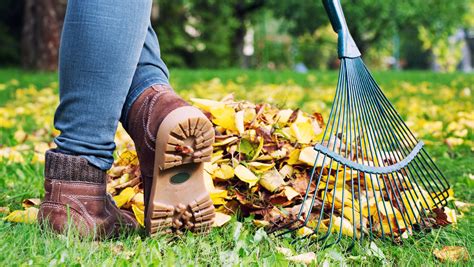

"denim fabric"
[54,0,169,170]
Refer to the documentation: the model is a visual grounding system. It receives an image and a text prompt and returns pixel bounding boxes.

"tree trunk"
[21,0,66,71]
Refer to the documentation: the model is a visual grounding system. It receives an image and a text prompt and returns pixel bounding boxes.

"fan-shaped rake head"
[269,0,451,247]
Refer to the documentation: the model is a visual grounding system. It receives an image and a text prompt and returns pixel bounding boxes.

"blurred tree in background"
[21,0,65,71]
[0,0,472,71]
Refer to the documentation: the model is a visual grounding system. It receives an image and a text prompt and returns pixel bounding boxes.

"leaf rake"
[271,0,451,247]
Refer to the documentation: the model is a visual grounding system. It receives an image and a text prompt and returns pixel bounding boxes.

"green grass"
[0,68,473,266]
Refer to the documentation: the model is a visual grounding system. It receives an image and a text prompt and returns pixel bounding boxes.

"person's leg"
[53,0,152,171]
[120,24,170,124]
[120,26,216,235]
[39,0,152,237]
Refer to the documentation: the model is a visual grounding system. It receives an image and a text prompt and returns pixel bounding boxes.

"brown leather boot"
[125,84,215,235]
[38,150,139,239]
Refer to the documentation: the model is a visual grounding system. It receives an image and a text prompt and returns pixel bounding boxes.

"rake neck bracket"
[323,0,361,58]
[313,141,424,174]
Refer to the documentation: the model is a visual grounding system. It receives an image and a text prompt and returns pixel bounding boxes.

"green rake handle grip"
[322,0,361,58]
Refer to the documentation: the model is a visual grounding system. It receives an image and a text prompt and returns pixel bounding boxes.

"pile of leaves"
[105,94,457,240]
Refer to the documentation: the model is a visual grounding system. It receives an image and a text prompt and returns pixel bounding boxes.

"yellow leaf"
[286,149,301,165]
[278,164,294,178]
[243,108,256,123]
[259,169,285,192]
[213,163,235,180]
[234,164,259,187]
[14,129,27,143]
[190,98,225,112]
[118,173,130,184]
[251,137,264,161]
[433,246,469,262]
[400,191,421,222]
[323,188,353,209]
[444,207,457,225]
[113,187,136,208]
[210,189,228,205]
[235,110,245,134]
[131,204,144,227]
[296,226,314,237]
[210,105,237,131]
[4,207,38,224]
[108,166,126,177]
[213,136,238,147]
[298,146,338,169]
[248,161,275,173]
[203,171,215,192]
[276,109,294,125]
[331,216,354,237]
[431,188,455,203]
[116,150,138,166]
[130,192,145,210]
[212,212,231,227]
[253,219,270,228]
[290,122,314,144]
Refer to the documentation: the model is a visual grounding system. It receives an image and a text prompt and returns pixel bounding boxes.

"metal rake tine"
[361,61,451,195]
[353,61,418,233]
[361,72,448,212]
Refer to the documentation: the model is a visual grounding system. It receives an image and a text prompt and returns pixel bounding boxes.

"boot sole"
[145,106,215,235]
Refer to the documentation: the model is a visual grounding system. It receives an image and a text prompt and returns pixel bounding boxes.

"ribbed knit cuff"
[44,150,106,184]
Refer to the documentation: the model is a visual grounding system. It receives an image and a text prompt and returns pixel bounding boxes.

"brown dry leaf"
[213,212,232,227]
[433,246,469,262]
[21,198,41,208]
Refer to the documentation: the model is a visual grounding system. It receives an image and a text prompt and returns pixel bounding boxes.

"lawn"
[0,68,473,266]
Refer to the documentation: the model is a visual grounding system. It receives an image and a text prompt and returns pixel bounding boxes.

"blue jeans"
[53,0,169,170]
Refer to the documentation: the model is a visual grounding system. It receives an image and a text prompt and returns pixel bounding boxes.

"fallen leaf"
[259,169,285,192]
[131,204,144,227]
[283,186,299,200]
[4,207,38,224]
[113,187,136,208]
[433,246,468,262]
[210,189,228,205]
[210,105,237,132]
[234,164,259,187]
[213,212,231,227]
[286,252,317,264]
[276,247,293,257]
[21,198,41,208]
[0,207,10,215]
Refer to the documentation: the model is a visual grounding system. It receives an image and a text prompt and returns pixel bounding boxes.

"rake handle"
[322,0,361,58]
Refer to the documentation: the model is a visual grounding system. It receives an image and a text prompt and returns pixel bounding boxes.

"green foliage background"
[0,0,472,70]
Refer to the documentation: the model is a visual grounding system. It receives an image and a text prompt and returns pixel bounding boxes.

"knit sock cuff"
[44,150,106,184]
